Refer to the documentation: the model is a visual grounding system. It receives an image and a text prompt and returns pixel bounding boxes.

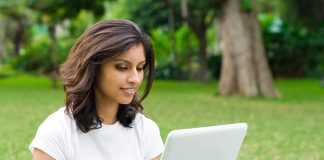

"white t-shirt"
[29,107,164,160]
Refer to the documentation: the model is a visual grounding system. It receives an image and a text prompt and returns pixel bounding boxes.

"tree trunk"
[13,18,25,56]
[216,0,280,97]
[163,0,179,79]
[48,25,58,88]
[0,24,4,66]
[196,27,209,82]
[181,0,209,83]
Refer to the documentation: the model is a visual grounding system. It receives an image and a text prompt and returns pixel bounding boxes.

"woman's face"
[95,44,146,105]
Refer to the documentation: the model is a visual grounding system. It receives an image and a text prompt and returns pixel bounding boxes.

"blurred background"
[0,0,323,159]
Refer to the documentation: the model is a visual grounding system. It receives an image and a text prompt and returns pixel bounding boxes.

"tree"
[119,0,223,82]
[0,0,31,57]
[280,0,324,29]
[216,0,280,97]
[29,0,106,87]
[179,0,223,82]
[108,0,185,79]
[257,0,324,78]
[280,0,324,78]
[0,19,4,66]
[162,0,179,78]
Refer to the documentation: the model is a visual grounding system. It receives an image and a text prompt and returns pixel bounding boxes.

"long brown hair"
[59,19,155,133]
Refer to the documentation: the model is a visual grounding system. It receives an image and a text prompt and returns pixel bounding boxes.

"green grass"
[0,75,323,160]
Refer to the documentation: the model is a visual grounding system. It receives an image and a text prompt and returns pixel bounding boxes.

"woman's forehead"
[113,44,146,63]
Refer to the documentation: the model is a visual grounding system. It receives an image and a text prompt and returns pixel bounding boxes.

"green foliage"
[104,0,171,32]
[152,26,200,79]
[175,26,199,70]
[206,22,221,79]
[1,76,324,159]
[152,24,221,80]
[151,27,171,68]
[10,33,52,73]
[1,0,323,80]
[279,0,324,29]
[0,0,31,17]
[9,23,75,73]
[68,10,95,38]
[55,36,75,65]
[207,55,222,79]
[0,65,18,78]
[29,0,106,24]
[186,0,224,17]
[259,13,324,77]
[240,0,253,11]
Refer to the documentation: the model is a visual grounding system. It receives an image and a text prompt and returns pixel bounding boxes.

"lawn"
[0,75,323,160]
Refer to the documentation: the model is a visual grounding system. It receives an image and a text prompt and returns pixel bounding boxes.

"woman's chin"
[119,99,133,105]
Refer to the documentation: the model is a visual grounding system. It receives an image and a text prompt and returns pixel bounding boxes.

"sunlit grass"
[0,75,323,160]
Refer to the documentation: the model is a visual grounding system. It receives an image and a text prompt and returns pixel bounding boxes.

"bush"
[9,26,73,74]
[207,55,222,80]
[10,34,52,73]
[260,14,324,78]
[0,65,18,78]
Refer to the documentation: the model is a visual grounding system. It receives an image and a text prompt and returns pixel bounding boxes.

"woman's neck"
[95,96,119,125]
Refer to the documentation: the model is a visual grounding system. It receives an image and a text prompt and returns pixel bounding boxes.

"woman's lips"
[121,88,136,95]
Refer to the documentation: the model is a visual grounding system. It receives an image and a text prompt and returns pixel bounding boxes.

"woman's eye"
[116,65,128,71]
[136,67,144,71]
[137,64,146,71]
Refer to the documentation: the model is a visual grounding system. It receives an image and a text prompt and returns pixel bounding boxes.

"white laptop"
[161,123,248,160]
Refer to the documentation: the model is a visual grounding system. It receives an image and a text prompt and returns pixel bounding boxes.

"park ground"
[0,75,323,160]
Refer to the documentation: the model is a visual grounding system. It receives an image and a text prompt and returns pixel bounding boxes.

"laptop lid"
[161,123,248,160]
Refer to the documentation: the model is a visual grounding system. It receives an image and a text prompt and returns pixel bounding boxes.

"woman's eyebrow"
[114,59,146,64]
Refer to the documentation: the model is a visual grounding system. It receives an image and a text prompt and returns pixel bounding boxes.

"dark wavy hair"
[59,19,155,133]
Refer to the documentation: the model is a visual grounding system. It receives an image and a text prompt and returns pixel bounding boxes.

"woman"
[29,19,164,160]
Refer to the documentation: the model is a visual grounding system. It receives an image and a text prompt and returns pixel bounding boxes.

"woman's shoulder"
[30,107,74,159]
[38,107,74,132]
[45,107,72,121]
[134,113,160,132]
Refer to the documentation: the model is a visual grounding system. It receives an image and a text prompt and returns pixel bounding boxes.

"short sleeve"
[143,117,165,160]
[29,112,66,160]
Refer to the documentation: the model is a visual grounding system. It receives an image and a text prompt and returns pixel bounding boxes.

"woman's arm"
[33,148,55,160]
[151,154,161,160]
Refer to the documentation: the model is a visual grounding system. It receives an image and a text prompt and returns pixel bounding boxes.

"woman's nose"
[127,69,141,84]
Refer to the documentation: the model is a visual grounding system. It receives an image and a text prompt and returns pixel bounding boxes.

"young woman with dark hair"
[29,19,164,160]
